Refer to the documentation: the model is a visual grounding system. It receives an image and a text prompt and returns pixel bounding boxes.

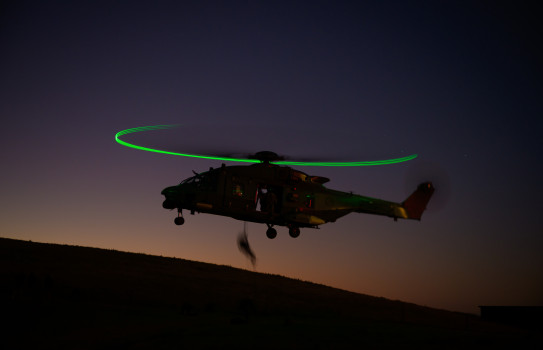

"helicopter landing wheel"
[174,216,185,225]
[174,210,185,226]
[288,226,300,238]
[266,227,277,239]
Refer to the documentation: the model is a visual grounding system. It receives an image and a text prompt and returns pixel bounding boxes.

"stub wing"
[355,182,435,221]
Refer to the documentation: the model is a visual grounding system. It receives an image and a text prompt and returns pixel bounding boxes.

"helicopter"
[161,151,434,239]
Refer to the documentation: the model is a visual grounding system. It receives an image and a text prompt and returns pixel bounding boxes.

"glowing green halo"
[114,125,418,166]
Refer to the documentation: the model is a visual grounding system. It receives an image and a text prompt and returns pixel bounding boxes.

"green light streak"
[115,125,258,163]
[114,125,418,166]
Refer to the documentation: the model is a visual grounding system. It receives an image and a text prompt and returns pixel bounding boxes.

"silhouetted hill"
[1,237,539,349]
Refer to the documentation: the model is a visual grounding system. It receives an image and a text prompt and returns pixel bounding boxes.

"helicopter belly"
[196,202,213,210]
[287,213,326,225]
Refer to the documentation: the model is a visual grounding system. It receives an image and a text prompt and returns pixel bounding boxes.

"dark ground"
[1,237,540,349]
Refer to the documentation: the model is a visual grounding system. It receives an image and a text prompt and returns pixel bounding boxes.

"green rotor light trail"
[114,125,418,166]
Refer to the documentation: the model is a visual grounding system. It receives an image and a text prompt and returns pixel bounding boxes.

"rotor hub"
[249,151,285,163]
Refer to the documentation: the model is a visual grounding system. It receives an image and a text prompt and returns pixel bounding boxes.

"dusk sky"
[1,1,542,314]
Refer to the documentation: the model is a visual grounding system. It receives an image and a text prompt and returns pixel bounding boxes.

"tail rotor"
[404,160,451,212]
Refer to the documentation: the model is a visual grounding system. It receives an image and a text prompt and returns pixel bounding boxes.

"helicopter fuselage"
[162,162,433,238]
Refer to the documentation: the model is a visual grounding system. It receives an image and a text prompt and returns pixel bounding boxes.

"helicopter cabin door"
[255,184,282,215]
[225,176,256,212]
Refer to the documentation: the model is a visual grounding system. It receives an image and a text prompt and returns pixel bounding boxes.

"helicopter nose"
[161,186,178,196]
[162,199,176,209]
[161,186,178,208]
[161,186,179,209]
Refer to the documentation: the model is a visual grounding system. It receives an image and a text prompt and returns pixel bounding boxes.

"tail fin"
[402,182,435,220]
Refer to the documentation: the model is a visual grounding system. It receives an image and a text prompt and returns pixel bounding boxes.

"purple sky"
[1,1,542,314]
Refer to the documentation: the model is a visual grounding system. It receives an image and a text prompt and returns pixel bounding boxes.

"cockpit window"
[180,176,200,185]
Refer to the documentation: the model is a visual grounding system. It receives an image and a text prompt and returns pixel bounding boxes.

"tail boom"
[334,182,435,221]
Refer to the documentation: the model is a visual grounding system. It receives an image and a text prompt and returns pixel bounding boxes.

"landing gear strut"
[174,210,185,225]
[265,224,277,239]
